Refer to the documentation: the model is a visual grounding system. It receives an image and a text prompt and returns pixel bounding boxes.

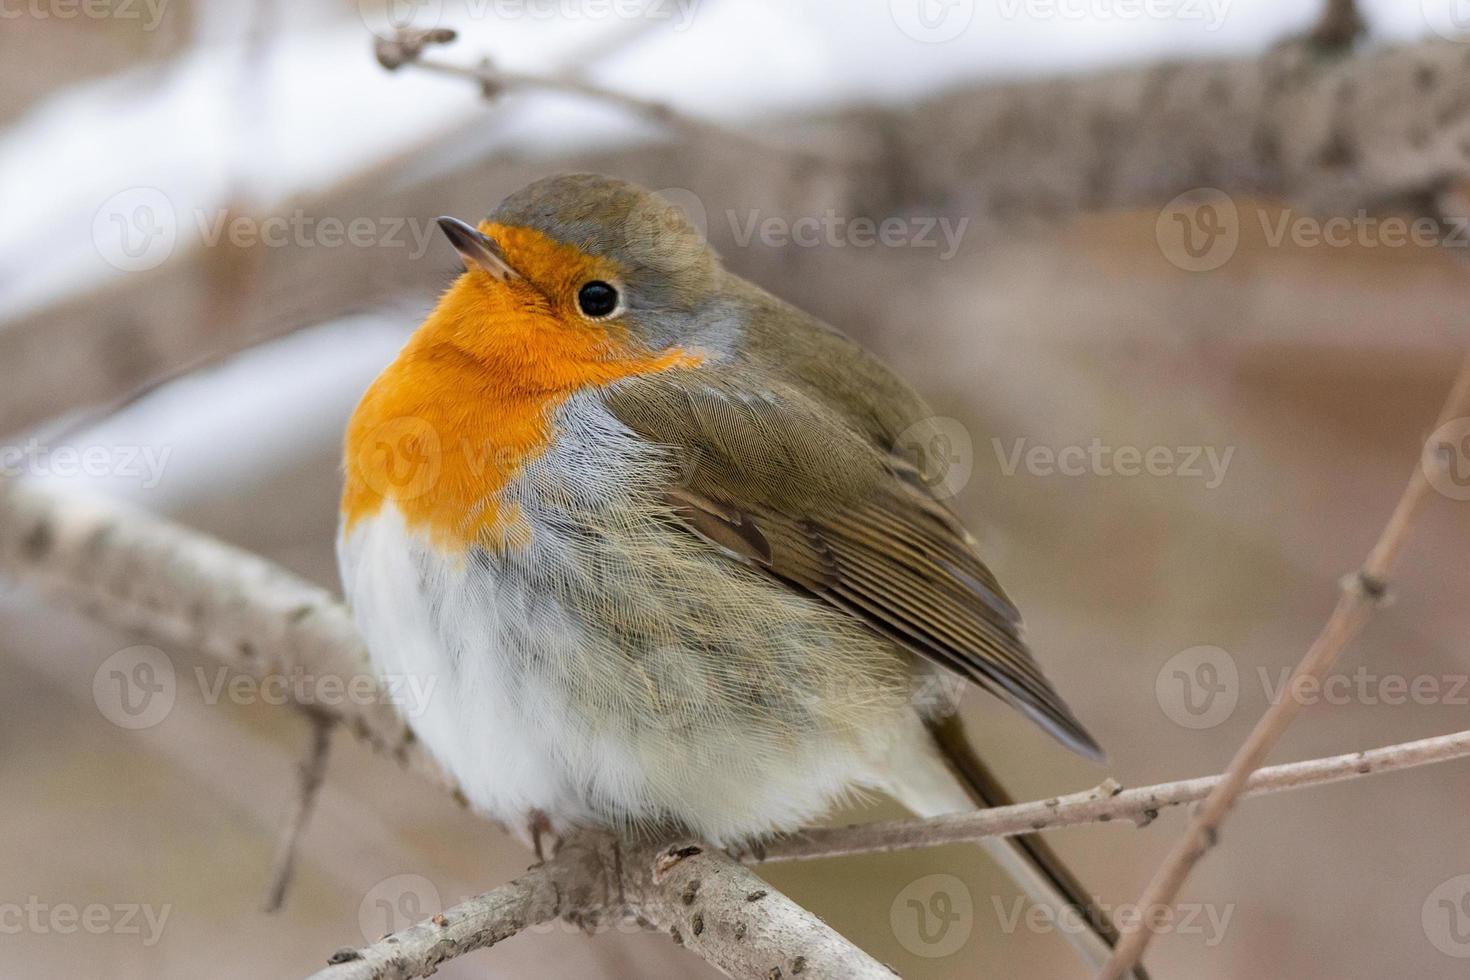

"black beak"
[437,216,519,280]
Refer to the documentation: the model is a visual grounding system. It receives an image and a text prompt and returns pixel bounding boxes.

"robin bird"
[339,173,1142,976]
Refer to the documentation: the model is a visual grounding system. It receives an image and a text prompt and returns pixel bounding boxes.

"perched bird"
[340,173,1139,975]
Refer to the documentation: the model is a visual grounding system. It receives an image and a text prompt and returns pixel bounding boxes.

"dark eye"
[577,280,619,318]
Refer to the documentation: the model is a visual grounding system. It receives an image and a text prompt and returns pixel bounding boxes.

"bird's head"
[423,173,722,377]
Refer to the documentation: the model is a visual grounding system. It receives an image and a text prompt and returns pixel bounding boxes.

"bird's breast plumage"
[339,285,701,555]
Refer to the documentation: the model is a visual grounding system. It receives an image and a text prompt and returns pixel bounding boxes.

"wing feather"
[603,369,1102,760]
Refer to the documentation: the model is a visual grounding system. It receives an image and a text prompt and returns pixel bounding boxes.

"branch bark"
[0,479,441,785]
[309,835,895,980]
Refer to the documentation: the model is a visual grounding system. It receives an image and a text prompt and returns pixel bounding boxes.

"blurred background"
[4,0,1470,977]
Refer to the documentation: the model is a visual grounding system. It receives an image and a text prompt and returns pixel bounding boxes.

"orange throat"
[341,259,698,553]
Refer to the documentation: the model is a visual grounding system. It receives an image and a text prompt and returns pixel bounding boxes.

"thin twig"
[263,711,337,913]
[1307,0,1366,50]
[375,28,850,168]
[303,728,1470,978]
[754,728,1470,863]
[1097,353,1470,980]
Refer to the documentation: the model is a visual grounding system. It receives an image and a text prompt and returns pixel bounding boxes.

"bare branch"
[304,727,1470,978]
[6,476,1470,976]
[754,728,1470,863]
[263,711,337,913]
[310,832,618,980]
[1097,353,1470,980]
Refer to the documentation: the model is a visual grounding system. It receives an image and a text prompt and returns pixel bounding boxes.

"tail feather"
[893,714,1148,980]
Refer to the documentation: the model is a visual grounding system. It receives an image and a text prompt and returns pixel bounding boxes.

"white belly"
[337,399,922,844]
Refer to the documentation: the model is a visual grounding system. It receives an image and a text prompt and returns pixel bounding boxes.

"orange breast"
[341,234,699,553]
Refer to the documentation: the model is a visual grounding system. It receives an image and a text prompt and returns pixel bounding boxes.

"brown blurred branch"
[0,480,441,785]
[9,37,1470,437]
[1097,352,1470,980]
[1308,0,1366,50]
